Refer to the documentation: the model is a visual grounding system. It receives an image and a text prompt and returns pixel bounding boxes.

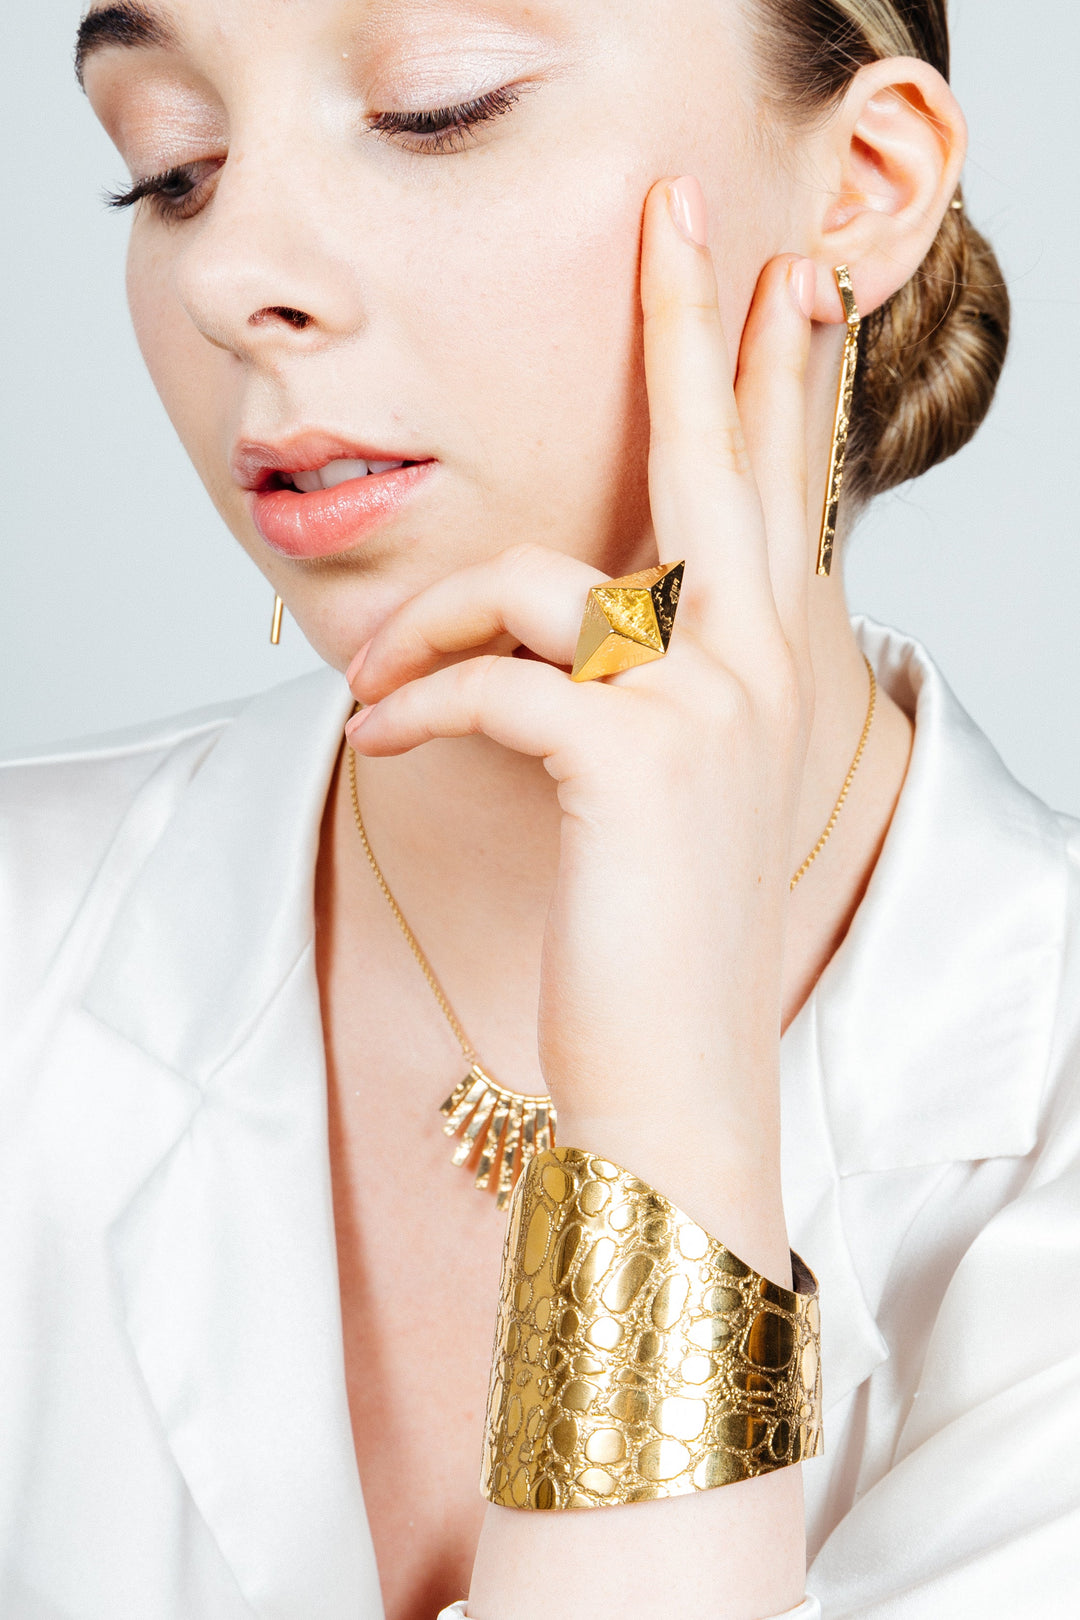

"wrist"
[553,1110,789,1287]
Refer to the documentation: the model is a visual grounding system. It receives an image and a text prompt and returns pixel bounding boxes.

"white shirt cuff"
[437,1598,821,1619]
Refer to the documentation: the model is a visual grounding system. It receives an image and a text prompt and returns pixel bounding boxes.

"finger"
[734,255,814,653]
[346,651,606,771]
[640,176,775,654]
[350,544,607,705]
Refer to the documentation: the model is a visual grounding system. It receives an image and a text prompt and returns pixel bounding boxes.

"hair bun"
[848,201,1011,502]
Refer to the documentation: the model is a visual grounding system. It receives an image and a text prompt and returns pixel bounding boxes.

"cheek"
[393,116,778,572]
[126,229,237,510]
[402,152,654,568]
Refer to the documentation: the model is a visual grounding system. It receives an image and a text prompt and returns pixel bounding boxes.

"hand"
[347,177,816,1277]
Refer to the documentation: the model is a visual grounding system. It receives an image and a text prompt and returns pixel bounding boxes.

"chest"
[323,976,515,1620]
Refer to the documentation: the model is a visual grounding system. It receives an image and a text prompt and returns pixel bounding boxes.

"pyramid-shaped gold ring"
[571,560,685,682]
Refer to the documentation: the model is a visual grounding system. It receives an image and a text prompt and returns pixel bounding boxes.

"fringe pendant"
[440,1064,556,1209]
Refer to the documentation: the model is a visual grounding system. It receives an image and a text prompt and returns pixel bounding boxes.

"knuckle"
[462,654,501,721]
[651,294,722,329]
[706,420,752,477]
[393,679,425,730]
[778,349,809,387]
[497,540,545,582]
[642,293,686,333]
[400,617,439,668]
[713,670,756,736]
[670,663,753,743]
[698,655,805,744]
[651,419,750,478]
[654,419,750,477]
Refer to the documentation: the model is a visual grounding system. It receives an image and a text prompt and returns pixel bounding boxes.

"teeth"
[318,458,370,490]
[288,457,407,492]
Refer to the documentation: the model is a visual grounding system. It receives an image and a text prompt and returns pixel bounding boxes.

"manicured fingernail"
[345,707,372,742]
[790,258,817,319]
[345,642,370,685]
[668,176,708,247]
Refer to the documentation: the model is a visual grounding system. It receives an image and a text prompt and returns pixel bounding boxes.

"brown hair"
[748,0,1010,506]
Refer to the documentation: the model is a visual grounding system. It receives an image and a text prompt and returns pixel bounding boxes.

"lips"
[234,432,437,560]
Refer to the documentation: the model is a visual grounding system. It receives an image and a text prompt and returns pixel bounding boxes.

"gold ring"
[570,561,685,682]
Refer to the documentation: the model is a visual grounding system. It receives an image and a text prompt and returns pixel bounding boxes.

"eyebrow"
[74,2,176,87]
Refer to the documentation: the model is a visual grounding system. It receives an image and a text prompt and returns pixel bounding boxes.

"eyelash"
[105,83,523,221]
[368,83,523,154]
[105,160,220,221]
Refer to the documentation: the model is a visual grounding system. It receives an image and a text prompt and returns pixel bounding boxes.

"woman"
[2,1,1076,1616]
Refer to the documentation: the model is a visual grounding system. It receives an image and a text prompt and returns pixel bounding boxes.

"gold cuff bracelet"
[481,1148,821,1511]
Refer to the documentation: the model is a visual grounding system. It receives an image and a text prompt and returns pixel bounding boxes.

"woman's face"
[83,0,797,670]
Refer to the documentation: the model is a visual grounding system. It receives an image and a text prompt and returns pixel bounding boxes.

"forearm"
[469,1464,805,1620]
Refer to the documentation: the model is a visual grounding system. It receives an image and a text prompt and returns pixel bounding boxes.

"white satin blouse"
[1,618,1078,1619]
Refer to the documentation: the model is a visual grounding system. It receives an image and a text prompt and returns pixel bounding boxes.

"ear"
[802,57,967,323]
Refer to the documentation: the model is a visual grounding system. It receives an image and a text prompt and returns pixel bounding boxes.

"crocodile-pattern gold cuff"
[481,1148,821,1510]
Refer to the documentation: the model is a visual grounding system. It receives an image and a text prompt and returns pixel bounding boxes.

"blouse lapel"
[84,669,383,1620]
[780,999,890,1416]
[821,621,1069,1177]
[777,619,1069,1420]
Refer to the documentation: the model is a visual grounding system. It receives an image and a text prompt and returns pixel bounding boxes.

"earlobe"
[807,57,967,322]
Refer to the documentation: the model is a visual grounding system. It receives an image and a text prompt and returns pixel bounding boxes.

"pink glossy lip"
[234,432,437,560]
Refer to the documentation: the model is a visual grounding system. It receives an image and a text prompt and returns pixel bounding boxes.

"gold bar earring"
[817,265,862,578]
[270,594,284,645]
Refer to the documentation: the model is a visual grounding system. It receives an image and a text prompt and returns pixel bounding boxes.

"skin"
[82,2,966,1616]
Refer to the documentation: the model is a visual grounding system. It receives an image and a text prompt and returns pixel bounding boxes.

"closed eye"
[104,81,525,220]
[105,158,222,221]
[368,84,524,154]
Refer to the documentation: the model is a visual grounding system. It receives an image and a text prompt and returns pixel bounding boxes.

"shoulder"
[1059,807,1080,870]
[0,671,347,1047]
[0,696,245,867]
[0,697,240,834]
[0,702,236,1045]
[1046,807,1080,1100]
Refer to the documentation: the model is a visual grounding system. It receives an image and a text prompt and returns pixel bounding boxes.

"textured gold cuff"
[481,1148,821,1510]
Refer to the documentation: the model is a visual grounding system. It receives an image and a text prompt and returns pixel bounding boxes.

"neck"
[333,725,563,1091]
[352,728,564,921]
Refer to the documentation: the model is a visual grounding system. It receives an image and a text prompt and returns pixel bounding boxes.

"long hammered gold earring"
[817,265,862,578]
[270,594,284,645]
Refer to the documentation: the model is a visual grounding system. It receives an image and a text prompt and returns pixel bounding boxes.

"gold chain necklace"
[346,653,875,1207]
[790,655,876,891]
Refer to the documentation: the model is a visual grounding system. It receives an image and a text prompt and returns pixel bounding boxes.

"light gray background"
[3,3,1078,809]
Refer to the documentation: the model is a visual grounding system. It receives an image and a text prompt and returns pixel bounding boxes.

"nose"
[171,151,368,360]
